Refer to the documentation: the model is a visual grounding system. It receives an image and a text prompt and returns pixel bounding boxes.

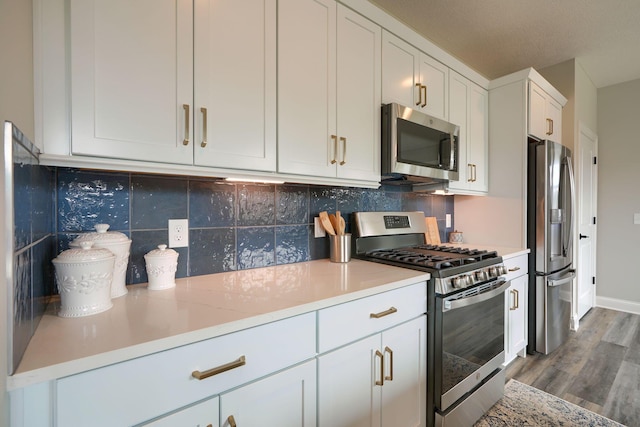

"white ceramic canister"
[71,224,132,298]
[52,241,115,317]
[449,230,464,244]
[144,244,179,290]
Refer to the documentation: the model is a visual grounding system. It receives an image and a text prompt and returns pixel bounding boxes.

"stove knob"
[499,265,508,275]
[453,276,467,289]
[475,270,486,281]
[489,267,498,278]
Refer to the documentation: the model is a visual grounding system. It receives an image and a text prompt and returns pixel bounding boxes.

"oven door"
[435,279,508,411]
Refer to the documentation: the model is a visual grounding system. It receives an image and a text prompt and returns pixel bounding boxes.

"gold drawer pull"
[200,107,208,148]
[384,346,394,381]
[192,355,246,380]
[330,134,338,164]
[227,415,237,427]
[508,266,521,272]
[375,350,384,386]
[182,104,190,146]
[370,307,397,319]
[339,136,347,165]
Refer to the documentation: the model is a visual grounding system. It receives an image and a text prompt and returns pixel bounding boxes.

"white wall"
[0,1,35,425]
[597,79,640,305]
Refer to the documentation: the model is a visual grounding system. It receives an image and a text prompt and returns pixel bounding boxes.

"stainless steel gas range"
[352,211,508,427]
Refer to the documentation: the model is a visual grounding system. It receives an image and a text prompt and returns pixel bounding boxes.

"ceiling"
[368,0,640,88]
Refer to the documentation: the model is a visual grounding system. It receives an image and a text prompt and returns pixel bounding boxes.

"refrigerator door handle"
[548,270,576,287]
[562,156,576,258]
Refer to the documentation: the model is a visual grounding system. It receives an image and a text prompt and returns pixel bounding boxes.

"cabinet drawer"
[317,282,426,353]
[56,312,315,427]
[504,253,528,281]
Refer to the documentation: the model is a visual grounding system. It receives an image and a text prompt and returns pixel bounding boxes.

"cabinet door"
[142,397,219,427]
[70,0,193,164]
[546,96,563,143]
[418,55,448,120]
[448,72,470,190]
[528,81,547,139]
[278,0,337,177]
[381,316,427,427]
[448,72,488,194]
[335,6,381,182]
[505,274,527,365]
[193,0,276,172]
[220,360,316,427]
[467,83,489,192]
[382,30,420,108]
[318,334,382,427]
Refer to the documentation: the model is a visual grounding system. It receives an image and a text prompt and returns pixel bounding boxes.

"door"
[193,0,276,172]
[318,334,382,427]
[220,360,316,427]
[70,0,193,164]
[576,124,598,321]
[278,0,337,178]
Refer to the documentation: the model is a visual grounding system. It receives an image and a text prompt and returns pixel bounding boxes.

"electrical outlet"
[445,214,452,228]
[168,219,189,248]
[314,217,326,238]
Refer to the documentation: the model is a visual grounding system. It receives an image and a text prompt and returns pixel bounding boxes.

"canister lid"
[53,241,115,264]
[144,244,179,259]
[71,224,131,246]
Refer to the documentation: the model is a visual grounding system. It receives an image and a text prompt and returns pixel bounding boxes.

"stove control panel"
[436,263,507,294]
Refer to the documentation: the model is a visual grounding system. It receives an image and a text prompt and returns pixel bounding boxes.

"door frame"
[572,122,598,330]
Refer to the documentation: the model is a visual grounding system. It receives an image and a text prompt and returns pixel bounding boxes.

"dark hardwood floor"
[505,307,640,426]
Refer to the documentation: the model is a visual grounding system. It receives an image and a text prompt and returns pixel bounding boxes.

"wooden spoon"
[319,211,336,235]
[328,213,339,234]
[335,211,345,235]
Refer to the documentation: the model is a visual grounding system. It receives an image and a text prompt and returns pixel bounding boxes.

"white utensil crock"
[144,244,179,290]
[71,224,132,298]
[52,241,115,317]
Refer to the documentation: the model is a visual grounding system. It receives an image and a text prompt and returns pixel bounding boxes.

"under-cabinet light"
[225,177,285,184]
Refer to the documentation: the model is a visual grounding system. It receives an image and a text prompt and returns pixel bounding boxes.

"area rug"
[474,379,625,426]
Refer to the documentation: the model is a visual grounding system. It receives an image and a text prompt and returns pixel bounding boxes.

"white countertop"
[9,245,528,391]
[9,259,431,390]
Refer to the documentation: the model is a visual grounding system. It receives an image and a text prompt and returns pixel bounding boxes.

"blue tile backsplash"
[52,169,454,284]
[10,155,454,371]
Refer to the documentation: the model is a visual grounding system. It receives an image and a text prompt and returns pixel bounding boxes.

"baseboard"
[596,296,640,315]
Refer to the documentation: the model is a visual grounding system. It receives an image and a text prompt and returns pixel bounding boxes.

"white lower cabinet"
[219,360,316,427]
[317,283,427,427]
[56,313,315,427]
[318,316,427,427]
[504,253,529,365]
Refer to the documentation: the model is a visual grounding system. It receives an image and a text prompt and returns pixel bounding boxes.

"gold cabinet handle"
[415,83,422,106]
[370,306,397,318]
[514,289,519,309]
[330,134,338,164]
[546,118,553,135]
[183,104,190,145]
[200,107,208,147]
[509,289,516,311]
[384,346,393,381]
[467,164,473,182]
[473,164,477,182]
[421,84,427,108]
[508,266,520,272]
[339,136,347,165]
[375,350,384,386]
[192,355,246,380]
[227,415,237,427]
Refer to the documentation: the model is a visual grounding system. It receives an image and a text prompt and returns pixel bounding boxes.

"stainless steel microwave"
[381,103,459,182]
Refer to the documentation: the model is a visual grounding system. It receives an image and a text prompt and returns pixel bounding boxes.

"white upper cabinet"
[448,71,488,194]
[70,0,276,171]
[382,31,448,120]
[70,0,194,164]
[278,0,381,182]
[528,81,563,143]
[193,0,276,171]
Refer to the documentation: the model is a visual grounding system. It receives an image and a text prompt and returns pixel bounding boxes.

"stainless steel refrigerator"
[527,137,576,355]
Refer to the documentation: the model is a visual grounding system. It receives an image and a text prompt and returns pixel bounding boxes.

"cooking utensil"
[328,213,339,234]
[319,211,336,235]
[335,211,345,235]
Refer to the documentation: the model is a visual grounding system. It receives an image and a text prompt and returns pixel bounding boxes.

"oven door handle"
[442,280,509,312]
